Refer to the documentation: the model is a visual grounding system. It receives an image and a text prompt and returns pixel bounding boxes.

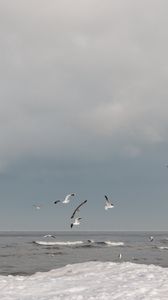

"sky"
[0,0,168,231]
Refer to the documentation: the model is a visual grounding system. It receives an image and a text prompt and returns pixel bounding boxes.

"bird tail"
[71,223,73,228]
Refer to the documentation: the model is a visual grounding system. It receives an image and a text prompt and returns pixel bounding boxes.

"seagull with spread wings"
[71,217,82,228]
[62,193,76,204]
[43,234,56,238]
[33,204,42,210]
[54,193,75,204]
[104,195,114,210]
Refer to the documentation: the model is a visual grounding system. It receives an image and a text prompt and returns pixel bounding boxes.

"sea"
[1,231,168,299]
[0,231,168,276]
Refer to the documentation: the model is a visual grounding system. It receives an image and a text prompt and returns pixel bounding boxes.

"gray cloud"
[0,0,168,171]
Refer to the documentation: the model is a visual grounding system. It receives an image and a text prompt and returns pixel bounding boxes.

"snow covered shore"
[0,261,168,299]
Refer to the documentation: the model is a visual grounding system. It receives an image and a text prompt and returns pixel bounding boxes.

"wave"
[158,246,168,250]
[33,240,124,248]
[33,240,84,246]
[33,240,124,247]
[104,241,124,246]
[95,241,124,247]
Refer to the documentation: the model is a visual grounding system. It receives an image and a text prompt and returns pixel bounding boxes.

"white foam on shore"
[0,261,168,299]
[34,240,84,246]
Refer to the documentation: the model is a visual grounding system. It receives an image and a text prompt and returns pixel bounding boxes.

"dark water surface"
[0,231,168,275]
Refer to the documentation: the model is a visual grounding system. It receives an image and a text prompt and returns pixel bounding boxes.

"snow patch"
[0,261,168,299]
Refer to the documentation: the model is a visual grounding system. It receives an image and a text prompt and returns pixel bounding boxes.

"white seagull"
[62,193,76,204]
[43,234,56,239]
[71,217,82,228]
[118,253,122,260]
[104,195,114,210]
[149,236,154,242]
[33,204,41,210]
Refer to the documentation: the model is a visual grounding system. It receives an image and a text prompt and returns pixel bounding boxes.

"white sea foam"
[34,240,84,246]
[158,246,168,250]
[0,261,168,299]
[104,241,124,246]
[34,240,124,246]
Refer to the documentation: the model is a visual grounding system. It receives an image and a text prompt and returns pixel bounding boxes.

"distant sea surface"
[0,231,168,276]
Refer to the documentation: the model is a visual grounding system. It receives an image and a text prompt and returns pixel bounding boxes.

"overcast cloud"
[0,0,168,230]
[0,0,168,170]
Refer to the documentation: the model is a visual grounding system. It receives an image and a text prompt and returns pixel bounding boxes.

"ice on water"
[0,261,168,300]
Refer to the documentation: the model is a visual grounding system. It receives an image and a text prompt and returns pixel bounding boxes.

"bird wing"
[71,200,87,219]
[54,200,60,204]
[104,195,110,203]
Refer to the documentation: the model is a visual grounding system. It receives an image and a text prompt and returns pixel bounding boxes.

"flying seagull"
[54,200,61,205]
[62,193,76,204]
[43,234,56,239]
[71,217,82,228]
[104,195,114,210]
[71,200,87,219]
[33,204,41,210]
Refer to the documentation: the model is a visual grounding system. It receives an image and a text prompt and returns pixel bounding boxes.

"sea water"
[0,231,168,276]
